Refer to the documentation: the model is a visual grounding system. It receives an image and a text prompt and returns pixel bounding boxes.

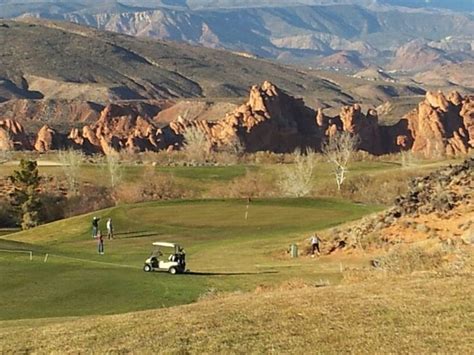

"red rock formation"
[404,91,473,156]
[34,125,59,152]
[460,96,474,147]
[0,83,472,157]
[312,90,472,156]
[67,104,166,154]
[338,104,383,154]
[0,119,31,150]
[166,81,317,152]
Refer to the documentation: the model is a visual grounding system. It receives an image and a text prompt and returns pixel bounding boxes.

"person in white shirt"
[310,233,321,256]
[106,218,114,240]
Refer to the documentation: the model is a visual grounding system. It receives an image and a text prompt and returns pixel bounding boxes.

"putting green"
[0,198,380,320]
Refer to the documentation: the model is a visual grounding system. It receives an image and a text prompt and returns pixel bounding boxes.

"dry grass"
[1,273,472,354]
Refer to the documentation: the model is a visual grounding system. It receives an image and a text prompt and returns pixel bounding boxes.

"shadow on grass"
[185,270,279,276]
[115,230,152,236]
[115,231,158,239]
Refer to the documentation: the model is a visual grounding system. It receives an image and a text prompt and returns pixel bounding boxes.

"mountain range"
[0,17,472,158]
[1,0,473,77]
[2,18,432,108]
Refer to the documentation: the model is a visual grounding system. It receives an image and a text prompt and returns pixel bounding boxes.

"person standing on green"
[106,218,114,240]
[310,233,321,256]
[97,231,104,255]
[92,216,100,238]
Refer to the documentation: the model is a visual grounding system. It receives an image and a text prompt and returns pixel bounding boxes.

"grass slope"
[1,274,471,353]
[0,198,380,321]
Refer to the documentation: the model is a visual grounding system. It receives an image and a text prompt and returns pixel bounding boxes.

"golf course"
[0,198,379,321]
[1,195,472,353]
[0,158,472,353]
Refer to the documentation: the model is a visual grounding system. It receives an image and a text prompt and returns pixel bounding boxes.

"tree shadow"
[115,231,158,239]
[115,230,152,236]
[184,270,279,276]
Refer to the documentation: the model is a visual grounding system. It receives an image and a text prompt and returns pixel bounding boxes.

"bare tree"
[182,126,212,164]
[105,152,123,190]
[400,150,416,169]
[58,149,84,195]
[322,132,359,191]
[0,149,12,165]
[278,148,316,197]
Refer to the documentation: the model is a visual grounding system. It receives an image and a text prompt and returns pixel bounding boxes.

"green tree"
[9,159,42,230]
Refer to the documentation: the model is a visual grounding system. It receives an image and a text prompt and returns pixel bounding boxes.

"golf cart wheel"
[168,267,177,275]
[143,264,152,272]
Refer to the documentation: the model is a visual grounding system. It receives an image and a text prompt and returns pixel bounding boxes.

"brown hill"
[0,100,103,132]
[316,51,366,71]
[389,40,457,72]
[326,158,474,253]
[414,62,474,89]
[0,19,347,106]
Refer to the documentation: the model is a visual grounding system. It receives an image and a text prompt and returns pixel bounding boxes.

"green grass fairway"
[0,198,380,321]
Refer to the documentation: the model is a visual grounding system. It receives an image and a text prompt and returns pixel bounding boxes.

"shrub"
[328,170,420,204]
[205,170,277,198]
[0,200,16,228]
[38,192,67,223]
[64,185,114,217]
[182,126,212,164]
[278,149,316,197]
[250,151,284,165]
[0,150,12,164]
[114,168,188,204]
[57,149,84,196]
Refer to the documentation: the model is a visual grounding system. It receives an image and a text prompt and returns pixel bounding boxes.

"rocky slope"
[325,158,473,253]
[0,82,472,156]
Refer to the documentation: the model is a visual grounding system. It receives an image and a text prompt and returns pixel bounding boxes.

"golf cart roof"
[152,242,179,248]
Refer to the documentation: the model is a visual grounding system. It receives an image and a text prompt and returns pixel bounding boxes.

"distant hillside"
[389,40,458,72]
[413,62,474,88]
[0,19,351,105]
[2,1,473,73]
[380,0,474,12]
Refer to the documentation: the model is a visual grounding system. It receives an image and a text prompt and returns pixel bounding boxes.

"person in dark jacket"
[97,231,104,255]
[92,216,100,238]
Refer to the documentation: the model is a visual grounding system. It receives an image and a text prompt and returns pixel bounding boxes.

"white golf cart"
[143,242,186,274]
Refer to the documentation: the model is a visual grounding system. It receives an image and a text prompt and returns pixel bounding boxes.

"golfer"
[310,233,321,256]
[106,218,114,240]
[92,216,100,238]
[97,231,104,255]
